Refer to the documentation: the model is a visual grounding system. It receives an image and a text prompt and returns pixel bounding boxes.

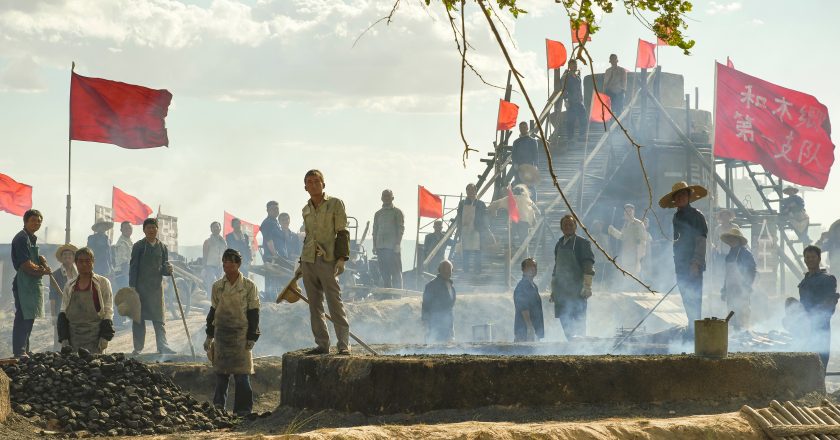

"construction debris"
[741,399,840,439]
[1,348,237,436]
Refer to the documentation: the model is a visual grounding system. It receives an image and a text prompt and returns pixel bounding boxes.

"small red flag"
[506,187,520,223]
[636,39,657,69]
[656,37,668,46]
[589,92,613,122]
[70,72,172,149]
[570,21,591,44]
[0,172,32,216]
[726,56,734,69]
[497,99,519,131]
[223,211,261,251]
[112,187,153,224]
[545,39,567,69]
[418,186,443,218]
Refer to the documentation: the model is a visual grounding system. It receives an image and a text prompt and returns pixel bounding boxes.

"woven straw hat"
[658,181,708,209]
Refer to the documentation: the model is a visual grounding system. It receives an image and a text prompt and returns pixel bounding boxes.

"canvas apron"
[461,204,481,251]
[552,237,582,317]
[137,241,166,322]
[724,249,750,329]
[66,284,102,353]
[213,284,253,375]
[16,234,44,320]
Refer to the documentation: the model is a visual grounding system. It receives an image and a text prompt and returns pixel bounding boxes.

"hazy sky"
[0,0,838,247]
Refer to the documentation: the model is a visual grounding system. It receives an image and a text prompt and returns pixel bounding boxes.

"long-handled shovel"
[169,273,196,360]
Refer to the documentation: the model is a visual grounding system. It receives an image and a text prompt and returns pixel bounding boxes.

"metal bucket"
[694,317,729,358]
[472,324,494,342]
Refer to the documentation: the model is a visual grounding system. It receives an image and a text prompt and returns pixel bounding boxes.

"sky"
[0,0,838,247]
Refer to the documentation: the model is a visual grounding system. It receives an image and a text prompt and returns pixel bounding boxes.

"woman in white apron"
[57,247,115,353]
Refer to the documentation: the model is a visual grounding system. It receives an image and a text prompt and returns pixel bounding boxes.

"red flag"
[223,211,261,251]
[657,37,668,46]
[418,186,443,218]
[714,62,835,188]
[589,92,613,122]
[545,39,567,69]
[0,173,32,216]
[726,56,734,69]
[70,72,172,149]
[506,187,520,223]
[636,39,657,69]
[570,21,591,43]
[112,187,153,224]
[497,99,519,131]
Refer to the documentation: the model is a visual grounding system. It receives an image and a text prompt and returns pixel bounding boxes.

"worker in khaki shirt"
[603,54,627,119]
[373,189,405,289]
[298,169,352,355]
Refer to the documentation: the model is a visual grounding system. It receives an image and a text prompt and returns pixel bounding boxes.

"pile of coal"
[1,348,237,436]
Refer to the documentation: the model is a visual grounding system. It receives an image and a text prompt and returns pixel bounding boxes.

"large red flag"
[112,187,153,224]
[223,211,261,251]
[70,72,172,149]
[636,39,657,69]
[0,173,32,216]
[497,99,519,131]
[590,92,613,122]
[506,187,520,223]
[570,21,591,43]
[545,39,567,69]
[714,62,835,188]
[418,186,443,218]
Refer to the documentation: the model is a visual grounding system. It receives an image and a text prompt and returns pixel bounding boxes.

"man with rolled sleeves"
[373,189,405,289]
[298,169,352,355]
[11,209,52,358]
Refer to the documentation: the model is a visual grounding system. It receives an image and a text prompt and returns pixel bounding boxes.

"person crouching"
[204,249,260,416]
[57,247,115,354]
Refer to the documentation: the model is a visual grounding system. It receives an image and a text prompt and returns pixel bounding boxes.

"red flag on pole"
[545,39,567,69]
[0,172,32,216]
[589,92,613,122]
[70,72,173,149]
[726,56,734,69]
[506,187,520,223]
[497,99,519,131]
[570,21,591,43]
[112,187,153,224]
[418,186,443,218]
[223,211,261,251]
[636,39,657,69]
[656,37,668,46]
[714,62,835,188]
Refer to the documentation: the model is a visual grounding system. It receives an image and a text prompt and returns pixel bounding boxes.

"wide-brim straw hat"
[658,181,708,209]
[54,243,78,260]
[716,209,736,221]
[517,164,540,186]
[720,227,748,247]
[783,186,799,195]
[114,287,142,322]
[91,219,114,232]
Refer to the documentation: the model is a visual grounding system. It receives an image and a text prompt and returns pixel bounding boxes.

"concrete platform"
[280,349,825,415]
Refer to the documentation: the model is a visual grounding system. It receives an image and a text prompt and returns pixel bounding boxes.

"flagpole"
[506,192,512,289]
[414,186,422,289]
[65,61,75,244]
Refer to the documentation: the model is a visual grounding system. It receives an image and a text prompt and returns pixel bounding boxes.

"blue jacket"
[799,270,839,313]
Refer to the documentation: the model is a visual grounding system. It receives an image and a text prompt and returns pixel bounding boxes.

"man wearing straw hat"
[719,227,756,332]
[50,243,78,350]
[780,186,811,246]
[659,181,709,336]
[87,219,114,279]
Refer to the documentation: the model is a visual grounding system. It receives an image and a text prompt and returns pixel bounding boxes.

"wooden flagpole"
[413,186,421,289]
[66,61,75,244]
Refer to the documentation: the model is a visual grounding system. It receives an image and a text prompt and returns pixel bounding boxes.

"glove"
[334,259,346,277]
[581,274,593,299]
[246,340,255,350]
[60,340,71,348]
[203,337,213,352]
[98,338,108,353]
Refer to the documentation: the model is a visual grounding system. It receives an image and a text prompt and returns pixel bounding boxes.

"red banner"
[0,172,32,216]
[497,99,519,131]
[112,187,153,224]
[545,39,567,69]
[726,56,734,69]
[506,187,520,223]
[589,92,612,122]
[71,72,172,149]
[570,21,591,43]
[418,186,443,218]
[714,62,835,188]
[636,39,656,69]
[223,211,261,251]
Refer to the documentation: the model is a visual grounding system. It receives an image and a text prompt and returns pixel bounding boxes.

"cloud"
[706,2,742,15]
[751,18,764,26]
[0,56,46,92]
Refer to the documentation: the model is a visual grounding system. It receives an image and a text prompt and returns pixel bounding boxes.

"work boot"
[336,349,351,356]
[305,347,329,355]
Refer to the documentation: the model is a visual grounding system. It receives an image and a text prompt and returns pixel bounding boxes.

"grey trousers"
[302,256,350,351]
[132,320,170,352]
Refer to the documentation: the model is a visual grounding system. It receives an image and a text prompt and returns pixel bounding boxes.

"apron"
[552,236,583,317]
[724,249,751,329]
[213,281,253,375]
[16,233,44,320]
[137,241,166,322]
[461,204,481,251]
[66,284,102,353]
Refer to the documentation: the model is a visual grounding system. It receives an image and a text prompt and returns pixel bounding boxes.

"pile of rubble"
[1,348,237,436]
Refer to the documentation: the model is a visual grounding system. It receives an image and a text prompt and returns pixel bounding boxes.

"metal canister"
[694,317,729,358]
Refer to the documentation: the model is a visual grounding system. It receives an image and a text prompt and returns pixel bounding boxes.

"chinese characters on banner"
[714,62,835,188]
[94,204,114,242]
[156,213,179,254]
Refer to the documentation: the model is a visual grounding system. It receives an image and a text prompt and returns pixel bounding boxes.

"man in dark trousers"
[277,212,302,261]
[511,121,539,200]
[87,219,114,279]
[456,183,487,274]
[514,258,544,342]
[422,260,457,343]
[129,217,175,355]
[798,245,839,373]
[11,209,51,358]
[423,220,452,272]
[373,189,405,288]
[550,214,595,339]
[659,181,709,337]
[560,59,586,141]
[225,218,253,276]
[719,227,757,332]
